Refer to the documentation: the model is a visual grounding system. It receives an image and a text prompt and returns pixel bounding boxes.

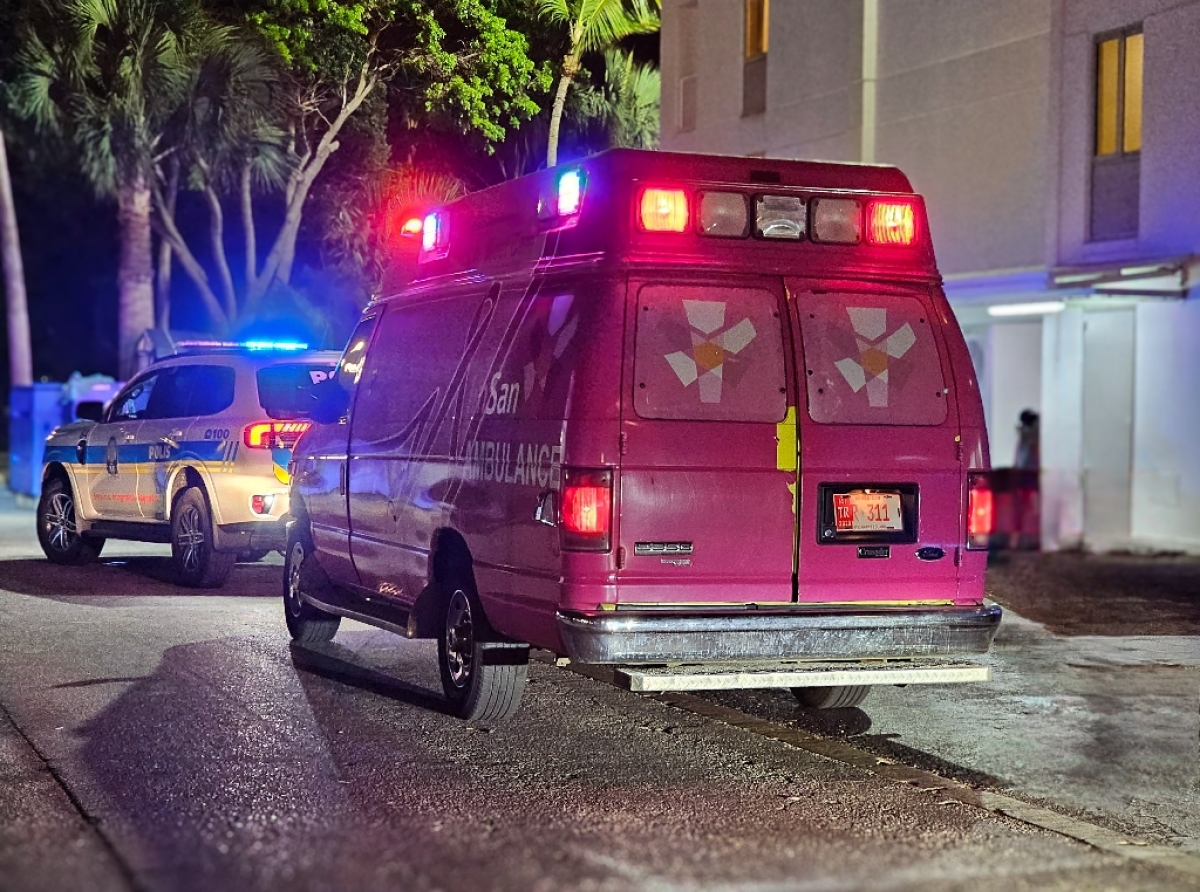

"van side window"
[338,316,377,391]
[798,292,948,426]
[634,284,787,422]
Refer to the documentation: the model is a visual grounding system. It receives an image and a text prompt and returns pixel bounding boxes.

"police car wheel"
[436,579,528,725]
[171,488,235,588]
[36,477,104,565]
[791,685,871,709]
[283,529,340,643]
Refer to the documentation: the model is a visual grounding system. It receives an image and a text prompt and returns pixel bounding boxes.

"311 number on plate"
[833,491,904,532]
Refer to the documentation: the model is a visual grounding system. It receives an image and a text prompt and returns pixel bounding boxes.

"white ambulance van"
[285,149,1001,723]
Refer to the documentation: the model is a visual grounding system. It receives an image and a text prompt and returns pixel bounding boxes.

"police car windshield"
[256,363,336,420]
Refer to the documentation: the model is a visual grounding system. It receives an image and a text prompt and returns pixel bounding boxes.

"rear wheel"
[791,685,871,709]
[437,574,528,725]
[283,526,340,643]
[171,488,235,588]
[36,477,104,565]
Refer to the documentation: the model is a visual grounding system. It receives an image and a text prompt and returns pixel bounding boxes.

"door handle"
[535,490,558,526]
[339,461,347,496]
[123,434,136,442]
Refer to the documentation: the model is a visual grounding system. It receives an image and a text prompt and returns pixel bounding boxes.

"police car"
[37,346,338,587]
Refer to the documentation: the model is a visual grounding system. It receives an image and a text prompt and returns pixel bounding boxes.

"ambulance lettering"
[462,439,560,487]
[483,373,521,415]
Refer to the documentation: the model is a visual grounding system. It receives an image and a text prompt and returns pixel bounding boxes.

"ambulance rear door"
[788,281,964,605]
[617,277,798,606]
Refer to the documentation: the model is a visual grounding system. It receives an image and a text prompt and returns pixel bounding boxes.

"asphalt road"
[1,494,1198,891]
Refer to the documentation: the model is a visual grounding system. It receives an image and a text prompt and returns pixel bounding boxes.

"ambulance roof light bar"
[639,187,689,232]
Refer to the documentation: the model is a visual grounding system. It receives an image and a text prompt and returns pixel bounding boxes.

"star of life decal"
[663,300,758,403]
[832,307,916,408]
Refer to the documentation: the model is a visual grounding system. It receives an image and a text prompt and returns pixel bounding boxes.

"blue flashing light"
[241,340,309,351]
[557,169,584,216]
[422,213,441,253]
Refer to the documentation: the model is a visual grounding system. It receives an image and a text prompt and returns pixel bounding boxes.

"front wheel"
[791,685,871,709]
[283,527,340,643]
[171,488,235,588]
[36,477,104,565]
[437,580,528,725]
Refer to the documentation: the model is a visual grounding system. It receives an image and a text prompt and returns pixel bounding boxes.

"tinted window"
[144,365,235,419]
[634,284,787,422]
[109,373,159,421]
[257,363,337,420]
[798,292,948,426]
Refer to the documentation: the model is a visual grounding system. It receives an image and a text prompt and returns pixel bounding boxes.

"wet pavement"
[1,485,1199,889]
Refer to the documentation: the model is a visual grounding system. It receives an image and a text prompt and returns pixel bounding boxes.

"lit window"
[1091,27,1142,242]
[1095,30,1142,156]
[742,0,768,116]
[744,0,768,58]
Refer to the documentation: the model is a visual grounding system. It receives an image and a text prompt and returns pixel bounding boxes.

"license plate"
[833,491,904,532]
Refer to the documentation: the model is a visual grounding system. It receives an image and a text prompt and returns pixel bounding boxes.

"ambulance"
[285,149,1001,723]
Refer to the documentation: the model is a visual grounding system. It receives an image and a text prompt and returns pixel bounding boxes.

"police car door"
[86,371,157,519]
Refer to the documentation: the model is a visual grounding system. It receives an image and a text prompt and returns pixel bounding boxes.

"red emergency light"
[966,471,993,549]
[639,188,689,232]
[866,199,919,246]
[244,421,312,449]
[560,468,613,552]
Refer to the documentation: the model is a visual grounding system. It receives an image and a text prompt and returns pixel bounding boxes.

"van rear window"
[257,363,336,420]
[798,292,948,426]
[634,284,787,422]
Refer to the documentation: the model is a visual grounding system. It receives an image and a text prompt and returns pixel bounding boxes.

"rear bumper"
[556,603,1002,665]
[214,519,289,553]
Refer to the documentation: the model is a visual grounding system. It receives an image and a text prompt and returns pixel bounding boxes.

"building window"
[1090,28,1142,241]
[742,0,768,116]
[679,75,697,132]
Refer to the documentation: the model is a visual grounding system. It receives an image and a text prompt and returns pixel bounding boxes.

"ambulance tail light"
[639,188,690,232]
[866,199,919,246]
[560,467,613,552]
[966,471,993,549]
[244,421,312,449]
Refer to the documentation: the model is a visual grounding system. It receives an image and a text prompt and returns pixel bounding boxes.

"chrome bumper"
[556,603,1002,665]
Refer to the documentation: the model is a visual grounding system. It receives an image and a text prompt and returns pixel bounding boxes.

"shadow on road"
[289,641,449,716]
[0,557,281,602]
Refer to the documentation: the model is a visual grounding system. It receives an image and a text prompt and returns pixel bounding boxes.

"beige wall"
[1052,0,1200,266]
[661,0,1052,276]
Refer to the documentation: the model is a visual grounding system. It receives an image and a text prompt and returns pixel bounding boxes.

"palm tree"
[12,0,202,377]
[536,0,660,167]
[573,49,660,151]
[0,126,32,387]
[152,32,291,333]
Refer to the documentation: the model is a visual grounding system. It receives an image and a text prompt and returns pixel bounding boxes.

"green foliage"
[12,0,206,195]
[238,0,550,144]
[535,0,660,58]
[571,49,658,150]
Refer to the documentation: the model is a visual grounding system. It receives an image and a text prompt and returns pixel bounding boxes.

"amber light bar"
[867,200,919,246]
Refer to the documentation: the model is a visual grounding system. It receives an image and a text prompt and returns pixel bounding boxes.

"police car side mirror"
[76,401,105,422]
[309,377,350,425]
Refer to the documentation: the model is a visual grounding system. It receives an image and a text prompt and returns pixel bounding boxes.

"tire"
[437,573,528,725]
[791,685,871,709]
[36,477,104,565]
[171,488,236,588]
[283,525,340,643]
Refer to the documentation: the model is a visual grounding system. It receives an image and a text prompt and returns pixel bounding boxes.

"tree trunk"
[116,177,156,379]
[0,128,32,387]
[155,159,180,332]
[546,58,578,169]
[245,71,377,309]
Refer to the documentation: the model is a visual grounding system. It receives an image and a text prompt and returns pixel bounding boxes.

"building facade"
[661,0,1200,554]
